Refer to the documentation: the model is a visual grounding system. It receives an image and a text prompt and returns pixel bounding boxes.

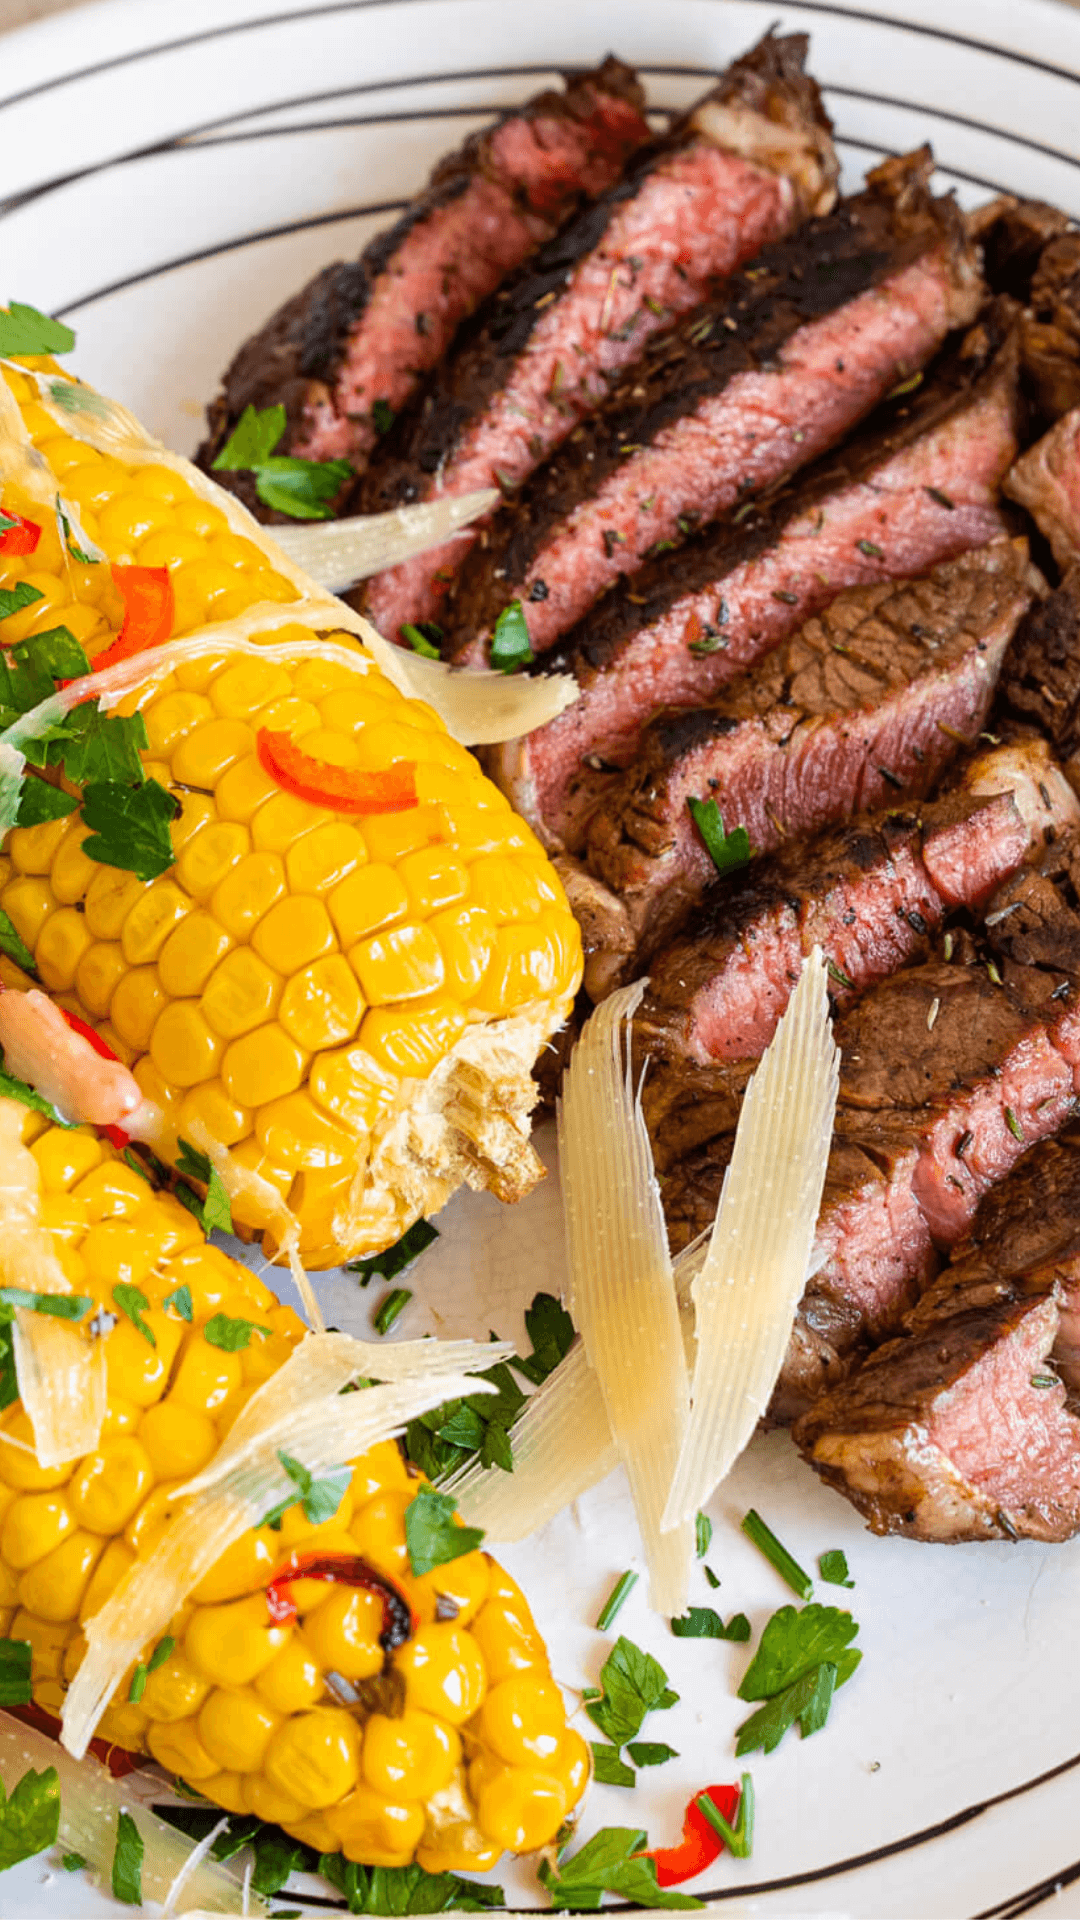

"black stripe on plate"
[1,0,1078,116]
[972,1851,1080,1920]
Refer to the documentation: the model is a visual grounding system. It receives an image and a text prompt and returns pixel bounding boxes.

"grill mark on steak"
[649,859,1080,1419]
[584,540,1037,969]
[196,59,649,506]
[448,149,982,662]
[1006,403,1080,571]
[354,32,837,636]
[795,1132,1080,1542]
[497,306,1020,853]
[636,786,1029,1065]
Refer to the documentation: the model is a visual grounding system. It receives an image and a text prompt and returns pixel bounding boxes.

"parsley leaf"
[111,1809,144,1905]
[204,1312,271,1352]
[404,1484,484,1577]
[0,625,89,719]
[0,1322,16,1413]
[590,1743,636,1787]
[175,1138,233,1235]
[62,1852,87,1871]
[0,1764,60,1871]
[737,1603,860,1702]
[686,797,752,878]
[585,1636,678,1751]
[515,1290,575,1384]
[402,1288,573,1481]
[819,1549,854,1587]
[0,1287,91,1321]
[0,1636,32,1705]
[671,1607,750,1642]
[318,1851,504,1913]
[80,778,179,882]
[0,582,44,624]
[163,1284,193,1322]
[0,908,36,973]
[148,1635,175,1674]
[735,1660,838,1756]
[489,600,533,672]
[348,1218,438,1286]
[260,1451,351,1531]
[16,778,77,827]
[538,1828,701,1911]
[626,1741,678,1768]
[0,301,75,358]
[49,704,149,787]
[112,1282,155,1347]
[211,404,351,520]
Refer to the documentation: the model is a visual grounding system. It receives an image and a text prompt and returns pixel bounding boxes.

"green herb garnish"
[0,1764,60,1871]
[80,778,180,882]
[734,1602,861,1756]
[259,1452,351,1531]
[671,1607,751,1642]
[111,1809,144,1906]
[538,1827,701,1911]
[203,1312,271,1352]
[0,1636,32,1706]
[818,1549,853,1587]
[0,302,75,358]
[585,1636,678,1751]
[175,1138,233,1235]
[741,1508,812,1598]
[596,1570,638,1632]
[112,1282,155,1347]
[404,1484,484,1577]
[373,1287,411,1336]
[695,1512,712,1557]
[400,622,442,659]
[695,1775,754,1858]
[590,1742,636,1787]
[348,1218,438,1287]
[687,797,752,879]
[0,909,35,974]
[489,600,533,672]
[626,1741,679,1767]
[212,404,351,520]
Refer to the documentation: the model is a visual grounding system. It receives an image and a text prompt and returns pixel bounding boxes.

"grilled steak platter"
[197,28,1080,1556]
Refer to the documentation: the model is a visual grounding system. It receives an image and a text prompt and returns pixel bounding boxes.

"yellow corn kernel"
[150,1001,224,1086]
[309,1040,396,1134]
[70,1159,150,1221]
[140,1648,212,1723]
[104,1313,186,1410]
[429,905,497,1000]
[31,1124,102,1193]
[326,1782,425,1867]
[222,1022,308,1108]
[477,1673,565,1766]
[252,895,335,975]
[475,909,579,1017]
[243,1777,309,1825]
[363,804,444,867]
[360,1000,467,1079]
[200,1771,249,1815]
[362,1709,461,1802]
[300,1587,384,1681]
[172,715,255,788]
[255,1638,325,1714]
[7,815,74,877]
[474,1764,567,1853]
[120,879,191,965]
[191,1526,277,1604]
[169,1337,243,1418]
[177,820,250,900]
[210,658,292,717]
[215,751,280,824]
[278,954,363,1052]
[75,940,128,1017]
[185,1594,291,1688]
[211,850,286,941]
[285,822,365,898]
[263,1707,362,1808]
[142,689,214,756]
[178,1079,252,1150]
[34,906,93,991]
[2,1491,75,1569]
[12,1608,73,1684]
[2,874,58,948]
[123,1482,181,1557]
[399,846,469,918]
[351,922,444,1006]
[79,1215,169,1291]
[330,864,409,945]
[78,1539,136,1624]
[109,964,166,1049]
[83,865,144,941]
[471,1570,546,1683]
[39,1192,91,1244]
[251,790,333,856]
[147,1715,221,1781]
[16,1530,104,1621]
[157,911,233,997]
[255,1091,355,1171]
[414,1547,490,1630]
[416,1828,502,1877]
[138,1402,218,1481]
[395,1626,487,1726]
[197,1686,282,1772]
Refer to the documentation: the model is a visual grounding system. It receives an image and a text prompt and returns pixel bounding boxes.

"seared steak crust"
[448,149,981,661]
[998,565,1080,760]
[197,58,649,506]
[795,1134,1080,1542]
[585,540,1036,970]
[355,32,837,636]
[1021,230,1080,422]
[497,306,1020,852]
[1006,403,1080,571]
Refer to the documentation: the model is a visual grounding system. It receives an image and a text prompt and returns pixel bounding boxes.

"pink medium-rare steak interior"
[1005,403,1080,571]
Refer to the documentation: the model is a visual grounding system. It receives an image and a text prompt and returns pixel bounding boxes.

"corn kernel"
[138,1402,217,1481]
[429,905,496,1000]
[84,865,144,941]
[286,822,366,896]
[215,752,280,824]
[309,1041,396,1133]
[300,1587,384,1681]
[399,846,469,918]
[327,1782,425,1867]
[169,1338,243,1417]
[255,1638,325,1714]
[178,1079,252,1150]
[31,1124,102,1193]
[12,1608,72,1683]
[142,689,214,755]
[362,1709,460,1802]
[70,1160,150,1221]
[2,1491,76,1569]
[395,1626,487,1726]
[8,815,74,877]
[0,1413,70,1492]
[172,716,255,788]
[157,911,233,997]
[75,940,128,1017]
[255,1091,356,1171]
[147,1715,221,1781]
[263,1706,361,1808]
[33,905,93,991]
[197,1686,282,1772]
[17,1530,104,1620]
[120,879,191,965]
[210,658,292,717]
[252,895,335,975]
[211,850,286,941]
[185,1594,290,1687]
[351,922,444,1006]
[222,1022,308,1107]
[192,1527,278,1604]
[2,874,58,947]
[80,1214,169,1290]
[360,1000,467,1079]
[177,820,250,901]
[477,1673,565,1766]
[251,789,334,856]
[109,965,166,1049]
[329,865,409,945]
[471,1571,546,1683]
[105,1313,185,1409]
[150,1001,224,1087]
[278,954,363,1052]
[364,804,444,866]
[474,1765,567,1853]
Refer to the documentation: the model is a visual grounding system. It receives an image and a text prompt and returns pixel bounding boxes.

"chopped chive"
[128,1662,147,1704]
[1031,1373,1059,1389]
[826,958,854,990]
[741,1509,813,1599]
[887,370,924,398]
[695,1512,713,1558]
[857,539,883,558]
[373,1288,411,1336]
[1004,1106,1024,1142]
[62,1853,87,1871]
[596,1569,638,1632]
[704,1565,721,1589]
[147,1634,175,1674]
[695,1774,755,1858]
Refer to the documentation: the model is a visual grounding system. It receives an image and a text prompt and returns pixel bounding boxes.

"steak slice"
[636,787,1029,1066]
[496,307,1020,853]
[1005,403,1080,570]
[795,1133,1080,1542]
[449,149,982,664]
[584,539,1036,970]
[1019,229,1080,423]
[998,563,1080,763]
[967,195,1073,306]
[355,32,837,635]
[197,59,650,504]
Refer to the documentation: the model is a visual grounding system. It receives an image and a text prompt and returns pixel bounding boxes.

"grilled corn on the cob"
[0,1104,588,1867]
[0,355,582,1265]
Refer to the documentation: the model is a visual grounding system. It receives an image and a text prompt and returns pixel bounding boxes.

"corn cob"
[0,355,582,1265]
[0,1103,588,1868]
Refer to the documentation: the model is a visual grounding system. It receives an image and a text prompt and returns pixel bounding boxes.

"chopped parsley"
[62,1852,87,1871]
[111,1809,144,1906]
[80,778,180,883]
[348,1218,438,1287]
[735,1601,861,1756]
[0,1636,32,1706]
[0,1322,14,1415]
[0,1286,91,1321]
[15,778,76,827]
[687,797,752,879]
[695,1512,712,1558]
[112,1283,155,1347]
[373,1287,411,1336]
[489,599,533,672]
[819,1549,853,1588]
[404,1484,484,1577]
[0,1763,60,1872]
[148,1635,175,1673]
[212,404,352,519]
[538,1826,701,1911]
[404,1290,574,1480]
[671,1607,750,1642]
[175,1139,233,1235]
[0,301,75,358]
[162,1284,193,1322]
[627,1741,679,1768]
[259,1452,351,1531]
[585,1636,678,1752]
[203,1313,271,1352]
[590,1742,636,1787]
[0,582,44,624]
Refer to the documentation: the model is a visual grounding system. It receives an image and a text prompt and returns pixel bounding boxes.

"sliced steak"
[197,59,650,504]
[636,786,1029,1065]
[496,308,1020,853]
[449,149,982,663]
[585,539,1036,970]
[1006,403,1080,570]
[967,195,1073,306]
[998,564,1080,762]
[1019,229,1080,422]
[355,32,837,634]
[795,1133,1080,1542]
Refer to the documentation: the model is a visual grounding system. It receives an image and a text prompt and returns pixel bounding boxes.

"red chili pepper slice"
[59,1008,129,1148]
[644,1783,743,1886]
[256,727,418,816]
[0,511,41,558]
[91,564,174,671]
[265,1552,416,1653]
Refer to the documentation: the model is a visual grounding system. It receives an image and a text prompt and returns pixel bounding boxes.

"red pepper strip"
[59,1008,129,1148]
[8,1700,139,1779]
[256,727,418,816]
[266,1552,416,1653]
[0,511,40,557]
[643,1783,743,1887]
[91,563,174,671]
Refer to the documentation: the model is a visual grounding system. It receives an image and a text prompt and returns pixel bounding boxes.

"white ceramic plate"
[3,2,1080,1914]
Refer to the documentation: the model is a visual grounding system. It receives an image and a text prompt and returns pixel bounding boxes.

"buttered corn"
[0,1108,588,1868]
[0,357,582,1265]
